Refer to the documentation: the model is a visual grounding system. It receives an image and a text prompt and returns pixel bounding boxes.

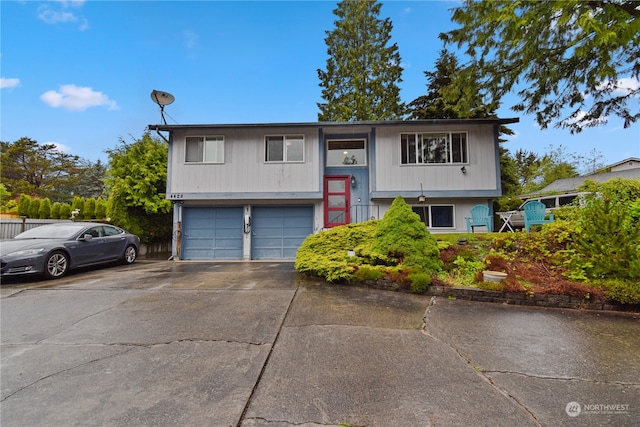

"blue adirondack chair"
[523,200,555,232]
[465,204,492,233]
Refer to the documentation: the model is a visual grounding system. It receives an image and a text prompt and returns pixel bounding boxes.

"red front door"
[324,176,350,228]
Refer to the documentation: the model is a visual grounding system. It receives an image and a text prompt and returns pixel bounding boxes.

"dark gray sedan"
[1,222,140,279]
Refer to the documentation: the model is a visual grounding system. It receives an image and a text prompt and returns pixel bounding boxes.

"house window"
[265,135,304,162]
[412,205,455,228]
[326,139,366,166]
[401,132,468,164]
[186,136,224,163]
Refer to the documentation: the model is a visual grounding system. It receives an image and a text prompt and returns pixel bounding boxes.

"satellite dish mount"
[150,90,175,125]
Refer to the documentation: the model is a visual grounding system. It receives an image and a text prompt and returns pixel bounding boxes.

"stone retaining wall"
[354,279,639,312]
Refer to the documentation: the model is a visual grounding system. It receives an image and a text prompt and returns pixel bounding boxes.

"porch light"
[351,175,357,187]
[418,183,427,204]
[461,166,467,174]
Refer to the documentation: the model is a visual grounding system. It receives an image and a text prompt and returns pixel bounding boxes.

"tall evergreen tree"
[408,48,498,120]
[105,132,172,244]
[317,0,404,121]
[408,48,519,195]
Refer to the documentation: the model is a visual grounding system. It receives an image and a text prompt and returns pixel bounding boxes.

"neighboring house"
[526,157,640,196]
[586,157,640,174]
[149,118,518,261]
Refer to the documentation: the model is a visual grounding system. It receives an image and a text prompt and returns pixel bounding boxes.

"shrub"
[598,278,640,305]
[28,198,41,219]
[352,264,385,282]
[95,198,107,219]
[51,202,61,219]
[295,220,379,282]
[367,196,442,274]
[573,198,640,279]
[407,272,431,294]
[84,198,96,219]
[17,194,31,217]
[59,203,72,220]
[39,198,51,219]
[71,196,84,218]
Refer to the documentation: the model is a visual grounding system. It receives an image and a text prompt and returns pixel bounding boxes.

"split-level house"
[149,118,518,261]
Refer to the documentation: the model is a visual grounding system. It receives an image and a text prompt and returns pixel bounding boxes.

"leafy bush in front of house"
[571,197,640,280]
[597,278,640,305]
[365,196,443,274]
[407,271,432,294]
[295,220,379,282]
[295,196,442,293]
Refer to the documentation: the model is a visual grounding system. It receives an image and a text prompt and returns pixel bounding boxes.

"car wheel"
[122,245,137,264]
[44,251,69,279]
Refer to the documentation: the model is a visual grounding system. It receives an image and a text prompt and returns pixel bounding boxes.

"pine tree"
[408,48,497,120]
[408,48,519,195]
[317,0,404,121]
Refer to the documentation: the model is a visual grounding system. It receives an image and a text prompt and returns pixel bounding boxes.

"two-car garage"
[180,206,314,261]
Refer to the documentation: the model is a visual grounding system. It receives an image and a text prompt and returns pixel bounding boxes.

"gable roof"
[525,168,640,196]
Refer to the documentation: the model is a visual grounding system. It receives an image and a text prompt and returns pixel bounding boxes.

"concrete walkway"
[1,261,638,426]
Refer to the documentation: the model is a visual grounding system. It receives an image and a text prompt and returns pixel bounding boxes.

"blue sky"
[2,0,639,169]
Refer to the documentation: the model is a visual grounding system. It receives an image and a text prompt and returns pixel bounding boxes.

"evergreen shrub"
[366,196,443,274]
[39,198,51,219]
[51,202,61,219]
[295,196,442,293]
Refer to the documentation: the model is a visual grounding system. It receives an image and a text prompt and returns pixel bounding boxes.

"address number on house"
[169,194,184,199]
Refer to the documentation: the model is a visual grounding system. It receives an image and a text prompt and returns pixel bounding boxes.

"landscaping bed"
[296,188,640,311]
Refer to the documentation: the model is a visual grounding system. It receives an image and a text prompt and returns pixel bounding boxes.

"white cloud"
[38,1,88,30]
[566,110,608,127]
[46,141,72,153]
[40,84,118,111]
[597,77,640,96]
[0,77,20,89]
[38,8,78,24]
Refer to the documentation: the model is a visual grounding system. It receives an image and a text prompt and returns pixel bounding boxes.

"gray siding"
[373,124,498,193]
[168,127,320,197]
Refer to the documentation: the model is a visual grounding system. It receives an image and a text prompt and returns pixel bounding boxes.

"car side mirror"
[79,234,93,241]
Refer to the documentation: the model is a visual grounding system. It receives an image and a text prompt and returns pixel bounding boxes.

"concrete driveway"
[1,260,638,426]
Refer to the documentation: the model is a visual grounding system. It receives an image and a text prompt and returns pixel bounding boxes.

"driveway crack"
[0,346,135,402]
[236,287,299,427]
[421,297,543,426]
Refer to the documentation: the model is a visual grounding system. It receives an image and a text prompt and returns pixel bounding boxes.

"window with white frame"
[412,205,455,228]
[265,135,304,162]
[401,132,468,164]
[185,136,225,163]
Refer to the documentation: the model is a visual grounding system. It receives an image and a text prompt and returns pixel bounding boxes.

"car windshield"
[13,224,88,239]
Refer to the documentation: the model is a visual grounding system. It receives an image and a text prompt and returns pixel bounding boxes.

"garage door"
[181,207,243,260]
[251,206,313,260]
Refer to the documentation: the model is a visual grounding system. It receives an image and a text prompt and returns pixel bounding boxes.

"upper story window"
[326,139,366,167]
[265,135,304,162]
[401,132,468,165]
[186,136,224,163]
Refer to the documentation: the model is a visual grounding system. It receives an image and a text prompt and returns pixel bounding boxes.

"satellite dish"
[150,90,175,106]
